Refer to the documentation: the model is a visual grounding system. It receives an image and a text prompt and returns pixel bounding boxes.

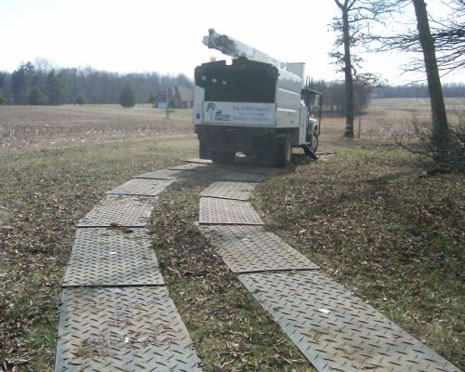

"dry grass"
[0,104,192,151]
[254,98,465,370]
[1,98,464,371]
[149,173,313,371]
[334,97,465,141]
[0,136,197,371]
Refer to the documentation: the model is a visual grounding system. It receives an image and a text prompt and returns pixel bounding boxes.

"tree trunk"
[342,7,355,138]
[412,0,450,149]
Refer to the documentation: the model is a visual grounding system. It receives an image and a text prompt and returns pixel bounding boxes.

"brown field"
[322,97,465,141]
[0,98,464,371]
[1,98,464,152]
[0,104,193,151]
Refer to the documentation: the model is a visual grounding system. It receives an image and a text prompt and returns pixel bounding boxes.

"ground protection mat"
[199,197,264,225]
[238,271,460,372]
[199,181,255,201]
[182,158,212,164]
[133,169,193,180]
[107,178,174,197]
[62,228,164,287]
[76,196,154,228]
[169,163,210,172]
[221,172,265,183]
[205,225,319,273]
[55,286,202,371]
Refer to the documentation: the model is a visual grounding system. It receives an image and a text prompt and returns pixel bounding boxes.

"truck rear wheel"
[310,134,319,153]
[211,151,236,164]
[277,135,292,166]
[199,139,209,159]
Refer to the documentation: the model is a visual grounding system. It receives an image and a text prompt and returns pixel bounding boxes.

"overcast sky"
[1,0,464,84]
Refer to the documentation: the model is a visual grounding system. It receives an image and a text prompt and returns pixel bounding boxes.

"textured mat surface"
[205,225,318,273]
[182,158,213,164]
[222,172,265,183]
[133,169,192,180]
[63,228,163,287]
[199,197,263,225]
[200,181,255,201]
[107,178,173,197]
[55,287,202,371]
[76,196,154,228]
[170,163,210,172]
[239,271,459,372]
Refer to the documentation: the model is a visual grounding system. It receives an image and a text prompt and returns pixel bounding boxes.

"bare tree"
[412,0,450,149]
[433,0,465,72]
[376,0,465,73]
[370,0,452,150]
[334,0,357,138]
[332,0,399,137]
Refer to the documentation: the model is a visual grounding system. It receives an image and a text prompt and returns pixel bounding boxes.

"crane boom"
[202,28,286,69]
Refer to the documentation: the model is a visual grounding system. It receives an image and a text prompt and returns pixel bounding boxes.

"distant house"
[155,85,193,109]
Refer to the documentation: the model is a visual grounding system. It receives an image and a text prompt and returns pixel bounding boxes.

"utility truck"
[193,29,322,166]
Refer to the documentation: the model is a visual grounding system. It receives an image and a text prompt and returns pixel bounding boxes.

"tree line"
[307,80,465,116]
[0,61,193,106]
[309,79,371,115]
[372,83,465,99]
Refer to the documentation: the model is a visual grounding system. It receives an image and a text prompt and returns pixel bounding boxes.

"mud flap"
[302,144,318,159]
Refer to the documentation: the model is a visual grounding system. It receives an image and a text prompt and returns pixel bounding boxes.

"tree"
[27,87,48,105]
[331,1,393,137]
[375,0,465,73]
[148,92,155,105]
[334,0,357,137]
[412,0,450,149]
[370,0,452,150]
[0,73,5,105]
[119,84,136,107]
[431,0,465,72]
[75,95,85,105]
[10,62,36,104]
[0,61,192,106]
[0,72,6,91]
[310,79,372,115]
[46,69,63,105]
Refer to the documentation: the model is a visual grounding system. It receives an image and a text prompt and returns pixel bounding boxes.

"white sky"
[1,0,464,84]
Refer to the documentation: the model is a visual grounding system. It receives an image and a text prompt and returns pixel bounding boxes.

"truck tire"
[199,140,209,159]
[277,135,292,166]
[211,151,236,164]
[310,134,319,153]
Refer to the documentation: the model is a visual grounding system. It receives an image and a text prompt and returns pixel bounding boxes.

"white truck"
[193,29,322,165]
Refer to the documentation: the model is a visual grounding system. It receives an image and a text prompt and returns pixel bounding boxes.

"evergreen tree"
[46,69,63,105]
[27,87,48,105]
[148,92,155,105]
[75,95,85,105]
[119,84,136,107]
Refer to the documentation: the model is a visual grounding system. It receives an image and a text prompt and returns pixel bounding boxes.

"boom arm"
[203,28,286,69]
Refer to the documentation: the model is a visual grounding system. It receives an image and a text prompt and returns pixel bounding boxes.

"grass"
[0,104,193,151]
[254,127,465,369]
[1,98,464,370]
[0,135,197,371]
[149,172,314,371]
